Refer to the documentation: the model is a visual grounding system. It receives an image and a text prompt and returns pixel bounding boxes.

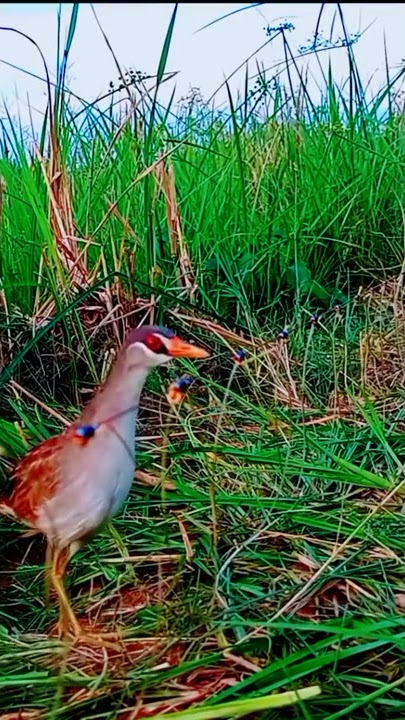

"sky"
[1,3,404,127]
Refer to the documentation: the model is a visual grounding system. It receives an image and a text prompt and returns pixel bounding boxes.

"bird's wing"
[6,432,70,527]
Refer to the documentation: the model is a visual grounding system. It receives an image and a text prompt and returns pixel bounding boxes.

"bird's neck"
[80,353,149,426]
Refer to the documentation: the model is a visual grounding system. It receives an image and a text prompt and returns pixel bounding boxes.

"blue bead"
[76,424,97,438]
[175,375,194,392]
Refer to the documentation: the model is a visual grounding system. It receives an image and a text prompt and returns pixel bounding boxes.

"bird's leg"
[49,543,121,648]
[50,544,82,638]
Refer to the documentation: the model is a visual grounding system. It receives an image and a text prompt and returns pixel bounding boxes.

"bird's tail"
[0,498,16,519]
[0,499,39,540]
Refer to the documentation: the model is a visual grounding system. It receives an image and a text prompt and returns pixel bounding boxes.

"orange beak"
[167,336,209,359]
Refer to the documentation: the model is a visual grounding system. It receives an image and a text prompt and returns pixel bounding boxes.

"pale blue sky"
[1,3,404,125]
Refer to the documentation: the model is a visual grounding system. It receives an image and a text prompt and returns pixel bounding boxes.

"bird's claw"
[52,618,121,651]
[71,631,122,651]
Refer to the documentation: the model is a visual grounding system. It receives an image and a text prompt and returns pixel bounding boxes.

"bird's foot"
[54,617,122,651]
[50,614,109,642]
[71,629,122,652]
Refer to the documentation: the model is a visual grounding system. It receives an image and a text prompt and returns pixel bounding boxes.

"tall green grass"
[0,7,404,325]
[1,101,403,320]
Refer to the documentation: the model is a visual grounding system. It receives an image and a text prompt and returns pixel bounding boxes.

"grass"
[0,3,405,718]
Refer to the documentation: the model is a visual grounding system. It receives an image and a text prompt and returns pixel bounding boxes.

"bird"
[0,325,209,642]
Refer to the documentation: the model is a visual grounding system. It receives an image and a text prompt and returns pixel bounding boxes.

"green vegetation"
[0,4,404,719]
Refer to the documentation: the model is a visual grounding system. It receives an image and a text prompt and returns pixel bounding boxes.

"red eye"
[144,334,165,353]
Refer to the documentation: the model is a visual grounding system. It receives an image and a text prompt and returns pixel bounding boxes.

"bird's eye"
[144,334,166,353]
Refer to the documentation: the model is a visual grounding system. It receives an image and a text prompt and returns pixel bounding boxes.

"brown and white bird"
[0,325,209,641]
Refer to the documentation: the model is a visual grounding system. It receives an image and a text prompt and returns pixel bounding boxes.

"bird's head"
[123,325,209,368]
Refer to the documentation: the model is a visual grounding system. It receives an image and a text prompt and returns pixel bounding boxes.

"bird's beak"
[167,336,209,359]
